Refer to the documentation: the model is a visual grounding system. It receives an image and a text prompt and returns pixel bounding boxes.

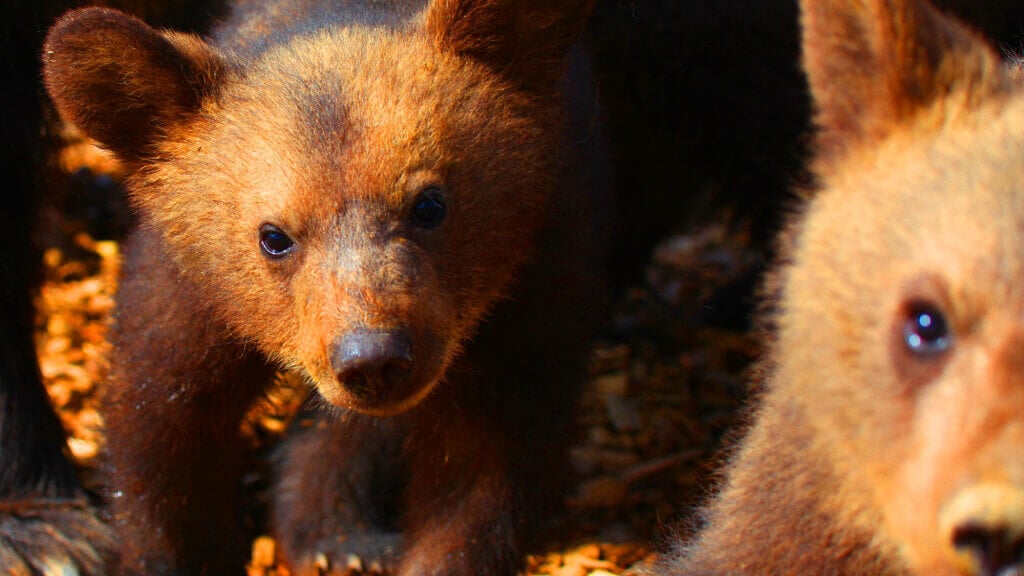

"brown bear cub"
[42,0,602,573]
[660,0,1024,574]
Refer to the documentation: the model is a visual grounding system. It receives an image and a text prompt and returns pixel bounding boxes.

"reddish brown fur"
[660,0,1024,574]
[42,1,600,574]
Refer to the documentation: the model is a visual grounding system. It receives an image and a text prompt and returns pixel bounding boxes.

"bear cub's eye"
[903,302,951,356]
[259,224,295,258]
[411,186,447,229]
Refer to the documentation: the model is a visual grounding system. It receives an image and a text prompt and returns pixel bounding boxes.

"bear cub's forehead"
[230,27,489,119]
[213,27,511,163]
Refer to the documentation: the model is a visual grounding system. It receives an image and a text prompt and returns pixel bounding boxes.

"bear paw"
[288,533,403,576]
[0,497,113,576]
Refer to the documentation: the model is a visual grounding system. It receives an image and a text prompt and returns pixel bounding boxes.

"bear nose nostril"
[331,329,413,401]
[951,524,1024,576]
[942,485,1024,576]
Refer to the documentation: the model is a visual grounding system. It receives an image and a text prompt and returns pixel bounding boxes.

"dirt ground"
[35,141,762,576]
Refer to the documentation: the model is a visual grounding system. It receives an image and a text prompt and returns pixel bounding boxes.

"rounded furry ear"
[426,0,593,91]
[43,7,224,161]
[800,0,1006,159]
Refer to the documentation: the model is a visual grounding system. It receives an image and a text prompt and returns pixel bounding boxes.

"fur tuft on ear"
[800,0,1007,159]
[42,7,224,161]
[426,0,593,91]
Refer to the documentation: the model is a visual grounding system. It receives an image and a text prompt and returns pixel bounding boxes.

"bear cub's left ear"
[43,7,224,162]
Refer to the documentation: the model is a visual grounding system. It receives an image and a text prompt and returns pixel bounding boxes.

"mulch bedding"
[35,141,762,575]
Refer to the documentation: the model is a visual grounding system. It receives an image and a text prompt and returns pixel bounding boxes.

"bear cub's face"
[44,7,566,415]
[785,93,1024,573]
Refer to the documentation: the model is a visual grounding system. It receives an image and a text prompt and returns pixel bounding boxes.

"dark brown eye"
[259,224,295,258]
[411,186,447,229]
[903,302,951,356]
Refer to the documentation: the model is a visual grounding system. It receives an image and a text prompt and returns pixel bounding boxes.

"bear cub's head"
[43,0,592,415]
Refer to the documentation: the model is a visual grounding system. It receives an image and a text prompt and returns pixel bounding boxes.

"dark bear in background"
[2,3,111,573]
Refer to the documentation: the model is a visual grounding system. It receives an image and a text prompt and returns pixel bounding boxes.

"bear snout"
[330,328,416,407]
[940,484,1024,576]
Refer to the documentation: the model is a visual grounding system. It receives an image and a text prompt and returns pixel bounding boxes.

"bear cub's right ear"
[43,7,224,162]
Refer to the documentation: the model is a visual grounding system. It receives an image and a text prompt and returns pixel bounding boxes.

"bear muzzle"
[940,484,1024,576]
[327,327,427,413]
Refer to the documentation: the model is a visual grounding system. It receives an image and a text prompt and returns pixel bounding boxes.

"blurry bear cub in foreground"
[43,0,602,574]
[660,0,1024,574]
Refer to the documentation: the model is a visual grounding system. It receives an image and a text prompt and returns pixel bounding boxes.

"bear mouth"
[328,370,442,417]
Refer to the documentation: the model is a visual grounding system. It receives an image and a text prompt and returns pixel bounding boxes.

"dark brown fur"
[42,0,601,574]
[2,2,231,572]
[660,0,1024,574]
[0,2,152,573]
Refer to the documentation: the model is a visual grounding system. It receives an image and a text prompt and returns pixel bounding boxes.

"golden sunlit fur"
[661,0,1024,574]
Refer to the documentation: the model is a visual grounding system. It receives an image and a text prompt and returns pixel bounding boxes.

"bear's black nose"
[942,484,1024,576]
[951,523,1024,576]
[331,329,413,402]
